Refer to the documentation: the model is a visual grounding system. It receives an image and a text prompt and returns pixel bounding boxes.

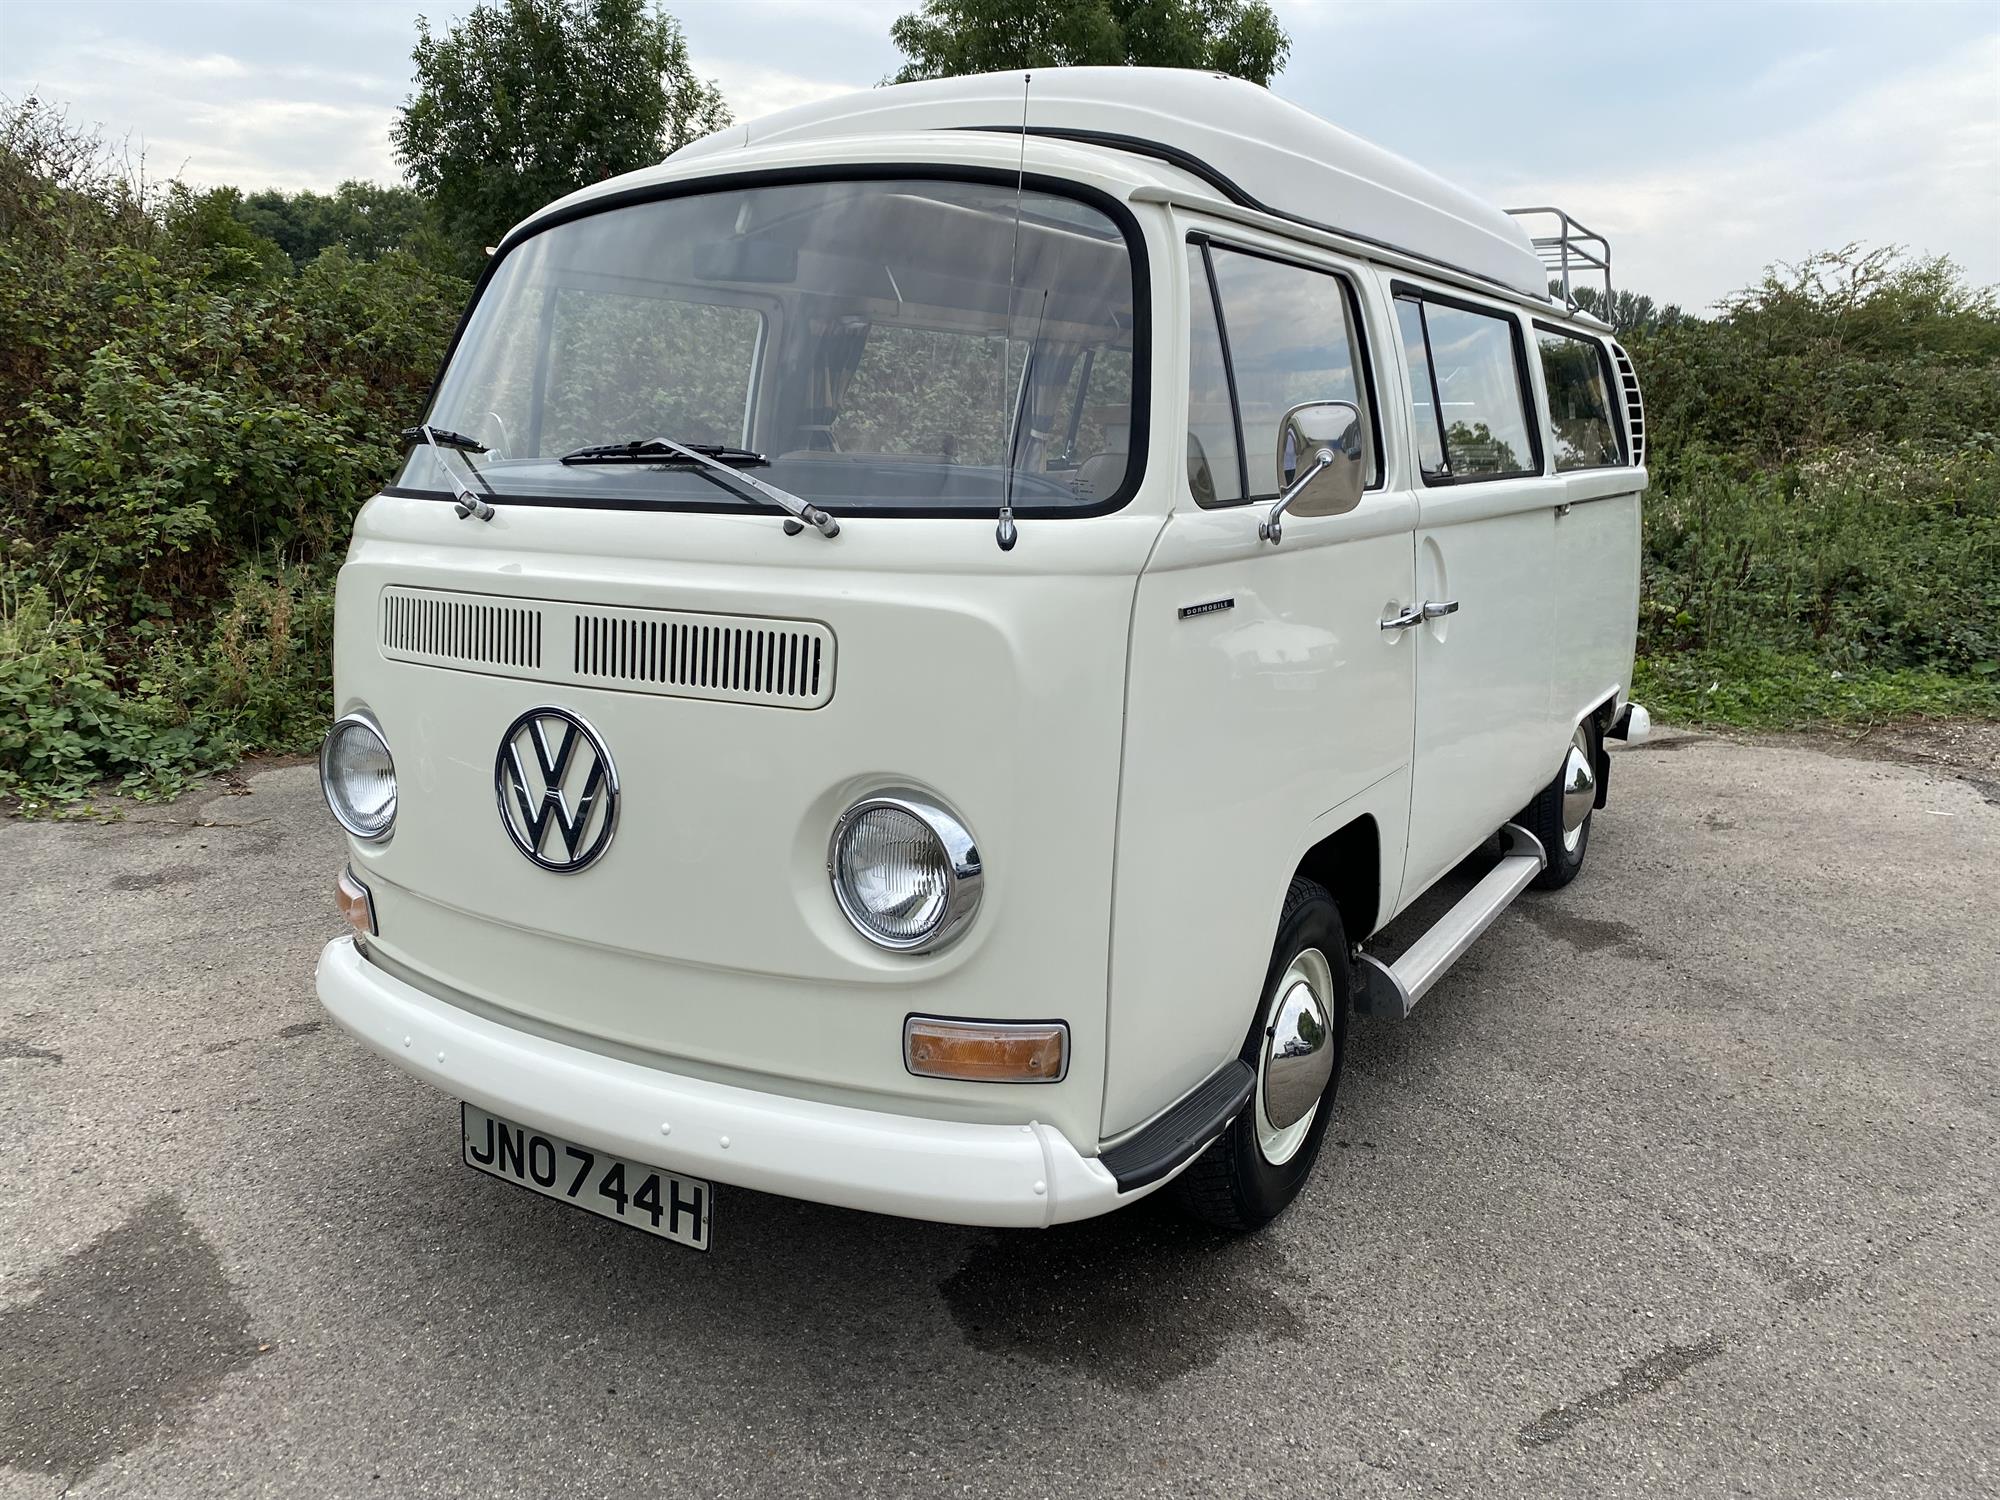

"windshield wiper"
[402,423,496,521]
[560,439,763,466]
[560,436,839,539]
[399,425,487,454]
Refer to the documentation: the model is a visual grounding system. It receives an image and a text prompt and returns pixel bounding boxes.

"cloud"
[85,41,250,80]
[709,61,865,125]
[1746,46,1835,96]
[1486,37,2000,309]
[29,59,400,191]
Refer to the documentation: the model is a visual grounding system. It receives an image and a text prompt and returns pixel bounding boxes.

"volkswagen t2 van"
[314,68,1652,1249]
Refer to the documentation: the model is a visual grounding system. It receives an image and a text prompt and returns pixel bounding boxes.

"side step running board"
[1353,822,1547,1020]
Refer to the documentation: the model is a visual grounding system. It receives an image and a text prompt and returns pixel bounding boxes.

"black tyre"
[1522,718,1599,890]
[1174,877,1350,1232]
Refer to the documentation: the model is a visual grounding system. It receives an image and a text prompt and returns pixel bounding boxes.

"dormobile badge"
[494,708,619,872]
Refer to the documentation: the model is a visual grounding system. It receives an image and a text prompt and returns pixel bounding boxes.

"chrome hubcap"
[1560,724,1595,853]
[1255,947,1335,1166]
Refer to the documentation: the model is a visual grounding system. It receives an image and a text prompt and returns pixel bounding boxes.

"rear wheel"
[1523,718,1599,890]
[1175,878,1350,1232]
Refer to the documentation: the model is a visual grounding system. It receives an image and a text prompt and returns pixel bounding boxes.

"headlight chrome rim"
[827,789,982,954]
[319,710,397,843]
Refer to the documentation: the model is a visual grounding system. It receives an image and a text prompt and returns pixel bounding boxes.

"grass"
[1635,649,2000,731]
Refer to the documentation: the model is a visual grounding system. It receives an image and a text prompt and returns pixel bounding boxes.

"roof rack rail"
[1504,206,1611,314]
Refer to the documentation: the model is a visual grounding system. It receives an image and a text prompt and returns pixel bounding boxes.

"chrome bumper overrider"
[314,936,1127,1228]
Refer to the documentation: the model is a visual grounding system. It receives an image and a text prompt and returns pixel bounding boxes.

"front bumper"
[314,936,1128,1228]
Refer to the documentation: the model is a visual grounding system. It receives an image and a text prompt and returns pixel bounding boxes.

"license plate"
[461,1104,711,1251]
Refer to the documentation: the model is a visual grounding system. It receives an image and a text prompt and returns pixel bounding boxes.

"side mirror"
[1259,400,1365,544]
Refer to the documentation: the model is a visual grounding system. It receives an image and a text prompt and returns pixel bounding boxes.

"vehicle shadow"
[350,1106,1313,1398]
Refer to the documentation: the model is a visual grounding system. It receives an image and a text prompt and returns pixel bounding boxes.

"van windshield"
[397,177,1143,517]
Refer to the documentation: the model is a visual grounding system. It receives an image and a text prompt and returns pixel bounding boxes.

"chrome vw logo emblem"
[494,708,619,872]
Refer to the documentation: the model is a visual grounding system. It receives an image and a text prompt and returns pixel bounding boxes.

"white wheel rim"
[1254,947,1334,1166]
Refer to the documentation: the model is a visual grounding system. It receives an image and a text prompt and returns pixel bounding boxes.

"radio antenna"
[995,71,1031,552]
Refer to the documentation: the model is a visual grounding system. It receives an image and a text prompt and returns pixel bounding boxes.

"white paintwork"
[1399,478,1559,908]
[319,938,1129,1227]
[333,501,1163,1156]
[314,71,1649,1229]
[663,68,1547,300]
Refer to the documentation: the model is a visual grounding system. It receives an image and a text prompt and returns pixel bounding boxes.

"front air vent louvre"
[1610,339,1646,468]
[377,586,834,709]
[572,608,831,707]
[381,588,543,670]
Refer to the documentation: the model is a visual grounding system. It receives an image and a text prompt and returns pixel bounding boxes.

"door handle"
[1422,599,1459,620]
[1380,603,1425,631]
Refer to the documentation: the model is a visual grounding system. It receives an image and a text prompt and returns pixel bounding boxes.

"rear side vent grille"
[376,586,835,709]
[381,587,543,670]
[573,608,832,707]
[1610,340,1646,468]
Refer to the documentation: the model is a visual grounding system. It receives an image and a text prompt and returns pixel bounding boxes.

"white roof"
[672,67,1547,299]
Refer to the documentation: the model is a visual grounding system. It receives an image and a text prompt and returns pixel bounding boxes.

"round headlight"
[320,711,397,842]
[828,791,982,953]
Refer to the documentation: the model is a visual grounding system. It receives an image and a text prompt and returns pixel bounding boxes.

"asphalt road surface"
[4,731,1996,1499]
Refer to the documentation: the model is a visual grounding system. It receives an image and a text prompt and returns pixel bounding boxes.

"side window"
[1396,292,1538,481]
[1185,245,1243,507]
[1536,328,1623,470]
[1208,246,1376,497]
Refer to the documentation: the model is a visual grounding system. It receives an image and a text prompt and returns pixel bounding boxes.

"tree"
[1563,284,1683,340]
[392,0,729,259]
[888,0,1289,86]
[235,182,443,268]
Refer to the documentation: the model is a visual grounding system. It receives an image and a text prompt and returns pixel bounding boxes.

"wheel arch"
[1293,813,1381,945]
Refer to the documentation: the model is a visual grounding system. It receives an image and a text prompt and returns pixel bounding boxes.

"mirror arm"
[1258,446,1336,545]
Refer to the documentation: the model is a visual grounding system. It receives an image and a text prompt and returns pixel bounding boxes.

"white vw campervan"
[314,68,1651,1250]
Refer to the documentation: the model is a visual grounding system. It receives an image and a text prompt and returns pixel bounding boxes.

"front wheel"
[1522,718,1599,890]
[1174,878,1350,1232]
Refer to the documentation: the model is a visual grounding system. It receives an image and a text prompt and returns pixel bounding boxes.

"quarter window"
[1395,300,1445,475]
[1396,293,1538,481]
[1536,328,1623,470]
[1184,245,1243,507]
[1183,241,1378,508]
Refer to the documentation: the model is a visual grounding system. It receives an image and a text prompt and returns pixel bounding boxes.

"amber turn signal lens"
[336,866,376,938]
[903,1017,1067,1083]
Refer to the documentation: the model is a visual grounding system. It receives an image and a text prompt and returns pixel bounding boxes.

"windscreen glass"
[398,178,1142,515]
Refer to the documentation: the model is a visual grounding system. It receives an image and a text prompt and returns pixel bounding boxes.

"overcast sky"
[3,0,1995,310]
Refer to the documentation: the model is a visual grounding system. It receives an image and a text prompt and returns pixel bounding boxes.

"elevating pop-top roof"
[671,67,1550,300]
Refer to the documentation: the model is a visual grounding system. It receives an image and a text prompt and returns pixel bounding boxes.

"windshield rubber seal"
[388,163,1153,522]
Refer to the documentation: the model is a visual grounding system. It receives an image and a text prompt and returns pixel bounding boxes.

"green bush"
[1640,440,1999,674]
[0,580,211,807]
[1617,245,2000,726]
[0,97,465,810]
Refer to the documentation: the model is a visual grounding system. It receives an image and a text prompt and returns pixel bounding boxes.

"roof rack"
[1504,206,1611,314]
